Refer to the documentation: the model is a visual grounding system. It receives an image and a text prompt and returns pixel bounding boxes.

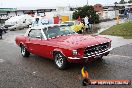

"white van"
[5,15,33,31]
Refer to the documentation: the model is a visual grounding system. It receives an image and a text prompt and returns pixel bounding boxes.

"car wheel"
[21,45,30,57]
[10,28,15,31]
[54,53,68,70]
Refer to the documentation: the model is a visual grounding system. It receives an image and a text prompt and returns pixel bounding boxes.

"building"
[93,3,131,20]
[0,6,75,23]
[0,7,56,19]
[94,4,103,20]
[103,5,118,19]
[0,8,17,23]
[94,4,103,12]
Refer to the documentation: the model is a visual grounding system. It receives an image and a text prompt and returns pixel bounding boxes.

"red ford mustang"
[15,24,112,69]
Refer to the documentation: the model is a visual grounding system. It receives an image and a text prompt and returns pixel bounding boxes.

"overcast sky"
[0,0,129,8]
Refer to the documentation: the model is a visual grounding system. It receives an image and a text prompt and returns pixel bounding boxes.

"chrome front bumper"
[68,48,113,60]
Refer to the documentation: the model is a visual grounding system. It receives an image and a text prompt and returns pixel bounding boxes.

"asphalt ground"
[0,30,132,88]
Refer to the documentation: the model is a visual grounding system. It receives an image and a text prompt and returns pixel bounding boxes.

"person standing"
[88,15,93,32]
[0,28,3,39]
[32,17,40,27]
[81,18,85,26]
[84,16,89,33]
[77,16,81,22]
[84,16,89,26]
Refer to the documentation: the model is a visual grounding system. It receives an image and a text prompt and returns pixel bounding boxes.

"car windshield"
[43,26,76,38]
[63,22,74,26]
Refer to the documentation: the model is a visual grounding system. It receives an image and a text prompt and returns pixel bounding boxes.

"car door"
[26,29,43,55]
[36,27,61,59]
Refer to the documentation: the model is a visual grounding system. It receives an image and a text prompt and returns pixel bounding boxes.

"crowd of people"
[32,15,94,34]
[0,15,94,39]
[80,15,94,33]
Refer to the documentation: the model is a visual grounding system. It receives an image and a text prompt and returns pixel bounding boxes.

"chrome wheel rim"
[55,54,64,68]
[21,46,26,56]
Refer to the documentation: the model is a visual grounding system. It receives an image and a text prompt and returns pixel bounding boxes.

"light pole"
[87,0,88,5]
[114,3,117,18]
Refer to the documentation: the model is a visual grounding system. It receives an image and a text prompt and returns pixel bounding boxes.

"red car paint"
[15,29,111,63]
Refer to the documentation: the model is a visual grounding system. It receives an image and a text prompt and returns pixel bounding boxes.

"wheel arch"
[52,49,66,58]
[19,42,24,47]
[53,49,69,70]
[19,42,27,49]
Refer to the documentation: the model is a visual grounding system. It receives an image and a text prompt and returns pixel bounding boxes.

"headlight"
[72,50,77,55]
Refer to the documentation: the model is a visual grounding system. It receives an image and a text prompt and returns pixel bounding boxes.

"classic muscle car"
[15,24,112,69]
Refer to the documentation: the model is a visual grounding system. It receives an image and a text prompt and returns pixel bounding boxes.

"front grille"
[84,42,109,57]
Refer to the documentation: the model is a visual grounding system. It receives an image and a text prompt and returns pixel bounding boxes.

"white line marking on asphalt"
[109,54,131,58]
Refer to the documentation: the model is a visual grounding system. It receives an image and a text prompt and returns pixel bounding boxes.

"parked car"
[15,24,112,69]
[5,15,33,31]
[62,21,84,34]
[0,25,8,33]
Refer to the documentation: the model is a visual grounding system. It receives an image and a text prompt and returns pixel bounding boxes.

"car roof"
[31,24,68,29]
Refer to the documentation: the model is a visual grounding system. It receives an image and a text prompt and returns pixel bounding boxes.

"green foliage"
[72,5,100,23]
[100,21,132,39]
[114,2,118,4]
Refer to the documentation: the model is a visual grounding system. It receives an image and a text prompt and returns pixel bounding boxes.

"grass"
[100,21,132,39]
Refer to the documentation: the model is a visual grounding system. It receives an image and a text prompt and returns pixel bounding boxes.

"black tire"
[21,45,30,57]
[54,53,68,70]
[10,28,15,31]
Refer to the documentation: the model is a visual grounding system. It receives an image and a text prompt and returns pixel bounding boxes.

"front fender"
[52,48,72,59]
[52,49,65,57]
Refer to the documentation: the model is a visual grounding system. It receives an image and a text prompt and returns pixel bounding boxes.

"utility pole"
[87,0,88,5]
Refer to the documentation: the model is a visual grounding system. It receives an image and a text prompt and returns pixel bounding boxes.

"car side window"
[28,29,43,39]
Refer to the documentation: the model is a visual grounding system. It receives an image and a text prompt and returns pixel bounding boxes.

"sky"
[0,0,129,8]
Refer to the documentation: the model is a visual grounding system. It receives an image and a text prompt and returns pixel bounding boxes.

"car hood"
[48,34,111,49]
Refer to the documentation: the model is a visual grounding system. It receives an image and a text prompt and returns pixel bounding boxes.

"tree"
[119,0,127,4]
[114,2,118,4]
[72,5,100,23]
